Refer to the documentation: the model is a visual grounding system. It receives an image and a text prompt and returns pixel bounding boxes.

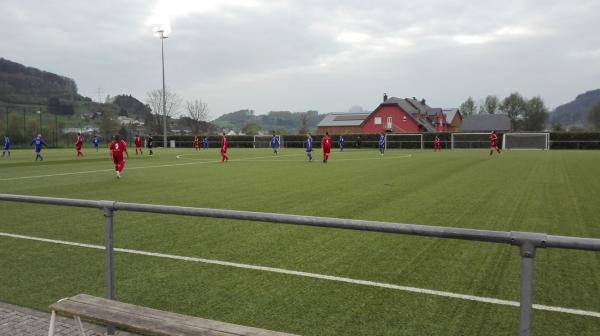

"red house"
[317,96,461,134]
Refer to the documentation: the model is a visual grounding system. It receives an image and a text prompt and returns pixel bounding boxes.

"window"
[386,117,393,128]
[402,116,407,122]
[374,117,382,125]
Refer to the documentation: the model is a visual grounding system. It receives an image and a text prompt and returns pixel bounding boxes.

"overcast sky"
[2,0,599,118]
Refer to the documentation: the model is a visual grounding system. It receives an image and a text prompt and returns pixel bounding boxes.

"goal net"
[254,135,282,149]
[385,133,423,150]
[502,133,549,150]
[451,133,491,149]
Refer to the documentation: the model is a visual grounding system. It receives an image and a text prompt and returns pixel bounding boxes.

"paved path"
[0,301,136,336]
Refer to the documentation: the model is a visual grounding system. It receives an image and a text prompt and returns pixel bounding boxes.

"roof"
[379,97,436,132]
[443,108,460,123]
[459,114,511,132]
[317,113,370,127]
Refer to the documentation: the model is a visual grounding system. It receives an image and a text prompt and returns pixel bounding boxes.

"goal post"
[502,133,549,150]
[385,133,424,150]
[451,133,491,149]
[253,135,282,149]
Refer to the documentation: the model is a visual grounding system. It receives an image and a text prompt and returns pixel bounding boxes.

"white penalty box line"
[0,231,598,319]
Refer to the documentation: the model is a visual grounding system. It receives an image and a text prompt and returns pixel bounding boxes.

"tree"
[145,88,182,134]
[99,110,119,141]
[185,99,209,134]
[500,93,527,130]
[481,95,499,114]
[459,97,477,116]
[523,96,549,131]
[298,112,309,134]
[587,102,600,130]
[348,105,365,113]
[242,121,261,136]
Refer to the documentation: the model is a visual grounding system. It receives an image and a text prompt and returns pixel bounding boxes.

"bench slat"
[50,294,298,336]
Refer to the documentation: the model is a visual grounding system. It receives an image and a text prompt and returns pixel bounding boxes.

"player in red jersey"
[193,136,200,151]
[220,132,229,162]
[75,132,84,158]
[489,131,501,155]
[321,131,332,163]
[434,135,441,152]
[134,134,143,155]
[109,134,128,178]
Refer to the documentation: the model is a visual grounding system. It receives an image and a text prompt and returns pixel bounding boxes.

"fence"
[0,193,599,336]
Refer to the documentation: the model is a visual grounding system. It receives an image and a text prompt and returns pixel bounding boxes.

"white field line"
[1,231,598,319]
[0,152,411,181]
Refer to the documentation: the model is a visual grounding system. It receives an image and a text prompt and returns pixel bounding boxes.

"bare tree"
[185,99,209,134]
[145,88,182,133]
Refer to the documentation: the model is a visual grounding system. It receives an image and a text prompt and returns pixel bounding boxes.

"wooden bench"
[48,294,299,336]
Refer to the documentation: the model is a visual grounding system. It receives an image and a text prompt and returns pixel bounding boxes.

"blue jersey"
[92,137,99,146]
[306,136,313,152]
[31,137,48,152]
[202,138,208,147]
[339,136,344,146]
[379,135,385,147]
[271,136,280,148]
[3,136,10,149]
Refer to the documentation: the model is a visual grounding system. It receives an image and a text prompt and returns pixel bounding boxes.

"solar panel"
[333,114,369,121]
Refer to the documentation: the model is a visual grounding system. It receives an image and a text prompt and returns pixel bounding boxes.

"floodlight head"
[153,27,169,38]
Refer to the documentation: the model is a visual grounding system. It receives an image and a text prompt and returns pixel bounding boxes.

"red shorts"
[112,154,124,165]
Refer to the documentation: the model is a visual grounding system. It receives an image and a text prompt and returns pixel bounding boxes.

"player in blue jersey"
[305,132,313,162]
[202,136,209,150]
[338,135,345,151]
[31,134,48,161]
[270,133,280,155]
[2,135,11,157]
[378,132,385,155]
[92,134,100,152]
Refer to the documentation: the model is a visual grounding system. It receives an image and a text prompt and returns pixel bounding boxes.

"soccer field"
[0,147,599,335]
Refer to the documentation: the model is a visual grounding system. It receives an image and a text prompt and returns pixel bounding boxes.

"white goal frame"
[502,132,550,150]
[254,135,282,149]
[384,133,424,150]
[451,132,491,150]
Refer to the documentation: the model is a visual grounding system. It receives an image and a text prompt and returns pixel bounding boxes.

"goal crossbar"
[502,132,549,150]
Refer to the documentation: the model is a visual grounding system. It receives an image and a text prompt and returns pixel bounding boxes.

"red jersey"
[220,136,228,151]
[321,135,332,152]
[193,137,200,147]
[134,136,142,147]
[110,140,127,158]
[490,133,498,146]
[434,137,440,145]
[75,135,83,148]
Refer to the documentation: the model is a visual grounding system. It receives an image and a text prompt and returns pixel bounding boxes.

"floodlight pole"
[157,30,169,149]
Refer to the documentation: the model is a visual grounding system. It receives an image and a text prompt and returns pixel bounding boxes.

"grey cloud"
[1,0,599,116]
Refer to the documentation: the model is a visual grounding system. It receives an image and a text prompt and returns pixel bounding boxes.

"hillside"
[0,57,86,105]
[213,109,325,134]
[550,89,600,128]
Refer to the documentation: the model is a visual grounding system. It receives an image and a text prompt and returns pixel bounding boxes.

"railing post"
[102,202,116,336]
[518,241,536,336]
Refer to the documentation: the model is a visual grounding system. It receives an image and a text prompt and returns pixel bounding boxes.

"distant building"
[317,96,461,134]
[459,114,511,132]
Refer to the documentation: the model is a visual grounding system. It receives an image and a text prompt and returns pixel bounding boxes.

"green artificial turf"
[0,147,599,335]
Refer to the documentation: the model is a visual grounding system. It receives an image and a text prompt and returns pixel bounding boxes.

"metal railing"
[1,193,599,336]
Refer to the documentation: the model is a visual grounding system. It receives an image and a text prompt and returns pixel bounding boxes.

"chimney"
[383,93,388,102]
[421,98,426,105]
